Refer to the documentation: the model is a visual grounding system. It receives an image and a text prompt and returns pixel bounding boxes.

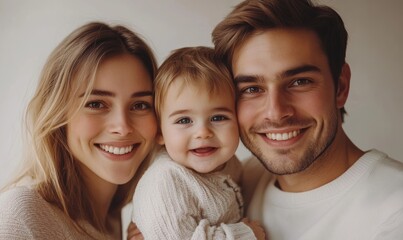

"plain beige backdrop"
[0,1,402,239]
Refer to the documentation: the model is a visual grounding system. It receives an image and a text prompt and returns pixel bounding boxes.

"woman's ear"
[156,132,165,145]
[336,63,351,109]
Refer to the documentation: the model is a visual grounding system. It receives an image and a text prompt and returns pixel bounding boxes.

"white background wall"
[1,0,402,186]
[1,1,402,239]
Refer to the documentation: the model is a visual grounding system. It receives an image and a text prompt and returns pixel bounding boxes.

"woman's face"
[67,54,157,189]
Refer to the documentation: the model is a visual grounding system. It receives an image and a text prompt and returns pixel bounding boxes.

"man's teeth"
[266,130,300,141]
[99,144,133,155]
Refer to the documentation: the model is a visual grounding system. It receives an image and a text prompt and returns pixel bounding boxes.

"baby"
[131,46,265,239]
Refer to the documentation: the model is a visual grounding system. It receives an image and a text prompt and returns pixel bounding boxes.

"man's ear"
[336,63,351,108]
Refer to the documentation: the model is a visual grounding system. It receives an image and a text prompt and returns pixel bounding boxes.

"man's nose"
[264,90,294,122]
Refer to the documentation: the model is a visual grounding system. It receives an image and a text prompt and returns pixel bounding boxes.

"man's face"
[232,29,348,175]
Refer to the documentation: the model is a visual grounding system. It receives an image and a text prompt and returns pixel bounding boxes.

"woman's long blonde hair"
[5,22,157,232]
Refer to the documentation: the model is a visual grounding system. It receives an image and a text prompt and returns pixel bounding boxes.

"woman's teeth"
[99,144,133,155]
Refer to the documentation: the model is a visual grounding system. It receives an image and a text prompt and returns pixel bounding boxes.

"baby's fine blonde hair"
[154,46,234,122]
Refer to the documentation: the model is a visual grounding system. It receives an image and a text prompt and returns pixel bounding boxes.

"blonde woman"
[0,22,158,239]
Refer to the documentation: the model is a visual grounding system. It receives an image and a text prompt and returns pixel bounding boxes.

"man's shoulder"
[367,149,403,182]
[370,149,403,193]
[355,150,403,216]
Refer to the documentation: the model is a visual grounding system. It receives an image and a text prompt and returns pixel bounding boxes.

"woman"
[0,22,158,239]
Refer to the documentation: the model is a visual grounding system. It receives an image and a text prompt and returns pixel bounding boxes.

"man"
[212,0,403,239]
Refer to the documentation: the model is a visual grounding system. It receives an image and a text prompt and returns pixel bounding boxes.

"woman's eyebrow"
[79,90,153,98]
[79,89,114,98]
[131,91,153,98]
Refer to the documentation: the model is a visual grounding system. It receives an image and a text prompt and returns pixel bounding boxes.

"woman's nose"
[109,111,134,136]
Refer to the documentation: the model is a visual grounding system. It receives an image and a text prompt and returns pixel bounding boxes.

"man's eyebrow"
[233,75,262,84]
[79,90,153,98]
[281,65,321,78]
[233,65,321,84]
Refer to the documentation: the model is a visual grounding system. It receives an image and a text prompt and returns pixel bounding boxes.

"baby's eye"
[176,117,192,124]
[131,102,152,111]
[211,115,228,122]
[85,101,105,109]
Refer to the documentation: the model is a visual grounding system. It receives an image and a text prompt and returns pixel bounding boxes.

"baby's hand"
[127,222,143,240]
[242,218,266,240]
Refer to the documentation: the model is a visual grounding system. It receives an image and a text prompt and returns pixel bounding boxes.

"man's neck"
[276,131,364,192]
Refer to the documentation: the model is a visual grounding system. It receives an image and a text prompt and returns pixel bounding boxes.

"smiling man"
[212,0,403,239]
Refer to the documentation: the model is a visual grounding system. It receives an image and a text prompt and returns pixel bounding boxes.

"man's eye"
[211,115,228,122]
[85,101,105,109]
[243,86,262,93]
[176,118,192,124]
[292,78,312,86]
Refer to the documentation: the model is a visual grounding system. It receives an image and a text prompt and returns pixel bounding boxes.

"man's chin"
[252,150,313,175]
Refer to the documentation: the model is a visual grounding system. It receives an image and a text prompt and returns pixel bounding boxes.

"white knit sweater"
[132,150,256,240]
[0,186,114,239]
[245,149,403,240]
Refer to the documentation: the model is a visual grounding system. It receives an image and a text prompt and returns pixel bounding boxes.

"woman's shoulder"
[0,186,58,238]
[0,186,106,239]
[0,186,61,224]
[0,186,41,213]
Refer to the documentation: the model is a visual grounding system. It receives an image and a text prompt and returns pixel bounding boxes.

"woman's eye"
[211,115,228,122]
[176,118,192,124]
[85,101,105,109]
[132,102,151,111]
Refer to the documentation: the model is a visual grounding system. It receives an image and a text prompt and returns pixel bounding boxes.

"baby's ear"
[156,133,165,145]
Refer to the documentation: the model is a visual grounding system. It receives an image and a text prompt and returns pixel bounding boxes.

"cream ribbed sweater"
[132,150,256,240]
[0,186,114,240]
